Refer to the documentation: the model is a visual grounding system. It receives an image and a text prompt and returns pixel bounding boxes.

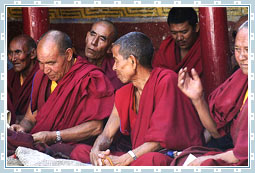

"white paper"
[183,154,197,166]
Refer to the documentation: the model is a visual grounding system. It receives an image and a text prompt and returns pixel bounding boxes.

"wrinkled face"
[37,41,71,82]
[8,39,32,72]
[112,45,134,83]
[169,21,198,49]
[85,22,114,60]
[235,28,248,75]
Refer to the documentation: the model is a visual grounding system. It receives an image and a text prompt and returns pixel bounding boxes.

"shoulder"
[158,35,174,48]
[152,67,177,82]
[115,83,133,99]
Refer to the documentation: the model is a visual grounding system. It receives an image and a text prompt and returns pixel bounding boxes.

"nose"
[238,48,248,60]
[91,36,99,46]
[40,64,51,74]
[112,61,117,71]
[176,33,184,41]
[8,52,16,62]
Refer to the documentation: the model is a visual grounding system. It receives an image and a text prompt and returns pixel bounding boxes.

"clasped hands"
[90,149,131,166]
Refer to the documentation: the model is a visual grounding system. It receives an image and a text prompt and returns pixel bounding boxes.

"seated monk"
[172,21,248,166]
[7,35,39,124]
[71,32,204,166]
[84,20,131,152]
[152,7,202,77]
[84,20,124,91]
[8,30,114,159]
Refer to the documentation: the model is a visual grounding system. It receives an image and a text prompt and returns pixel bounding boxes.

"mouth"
[240,64,248,68]
[177,41,186,46]
[13,63,21,67]
[87,47,95,53]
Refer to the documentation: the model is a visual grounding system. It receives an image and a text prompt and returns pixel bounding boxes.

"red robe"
[7,62,39,124]
[30,56,115,145]
[152,35,202,76]
[84,54,124,91]
[115,68,204,165]
[171,69,248,166]
[70,68,204,165]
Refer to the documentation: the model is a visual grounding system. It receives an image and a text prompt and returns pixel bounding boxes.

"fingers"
[90,152,98,166]
[32,133,39,143]
[9,124,24,132]
[178,68,187,87]
[191,68,200,81]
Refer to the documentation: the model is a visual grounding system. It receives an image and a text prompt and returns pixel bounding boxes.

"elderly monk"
[7,35,39,124]
[78,32,205,166]
[84,20,124,91]
[152,7,202,76]
[8,30,114,157]
[172,21,248,166]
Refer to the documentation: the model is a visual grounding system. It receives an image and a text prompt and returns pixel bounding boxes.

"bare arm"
[105,141,161,166]
[32,120,104,144]
[90,104,120,165]
[9,102,36,133]
[178,68,220,138]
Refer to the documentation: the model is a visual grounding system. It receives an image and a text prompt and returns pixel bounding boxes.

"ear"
[65,48,73,61]
[195,23,200,32]
[128,55,138,70]
[30,48,37,60]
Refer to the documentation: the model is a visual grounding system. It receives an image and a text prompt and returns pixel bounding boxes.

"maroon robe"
[84,54,124,91]
[70,68,204,165]
[152,35,202,76]
[7,62,39,124]
[116,68,204,165]
[171,69,248,166]
[8,56,115,157]
[116,68,204,149]
[30,56,114,144]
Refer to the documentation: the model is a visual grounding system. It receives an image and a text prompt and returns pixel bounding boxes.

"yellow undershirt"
[20,75,24,86]
[50,58,76,93]
[241,89,248,110]
[243,90,248,105]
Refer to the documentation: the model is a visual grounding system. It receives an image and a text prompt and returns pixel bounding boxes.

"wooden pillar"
[22,7,49,42]
[199,7,231,98]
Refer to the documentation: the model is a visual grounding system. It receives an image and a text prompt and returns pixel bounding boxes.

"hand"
[32,131,55,144]
[90,147,103,166]
[178,68,203,101]
[9,124,25,132]
[109,153,132,166]
[97,149,111,166]
[188,155,214,166]
[98,150,132,166]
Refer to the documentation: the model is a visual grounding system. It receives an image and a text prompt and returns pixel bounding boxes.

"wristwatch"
[128,150,137,160]
[55,130,62,143]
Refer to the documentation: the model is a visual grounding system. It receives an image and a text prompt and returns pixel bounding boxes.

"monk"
[84,20,124,91]
[7,35,39,124]
[80,32,205,166]
[152,7,202,76]
[8,30,114,158]
[173,21,248,166]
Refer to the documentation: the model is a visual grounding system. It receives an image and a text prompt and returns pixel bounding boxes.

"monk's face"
[112,45,134,83]
[235,27,248,75]
[85,22,114,61]
[37,40,71,82]
[169,21,199,50]
[8,38,32,72]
